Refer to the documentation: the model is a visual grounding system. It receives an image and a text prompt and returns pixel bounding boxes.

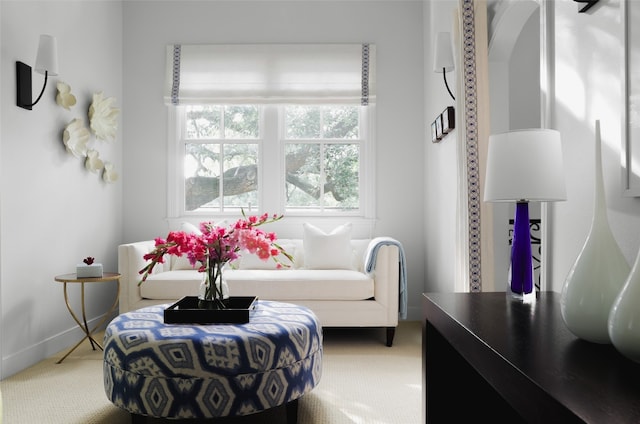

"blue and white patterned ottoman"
[103,300,322,423]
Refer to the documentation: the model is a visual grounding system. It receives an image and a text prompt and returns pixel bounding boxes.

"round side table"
[54,272,120,364]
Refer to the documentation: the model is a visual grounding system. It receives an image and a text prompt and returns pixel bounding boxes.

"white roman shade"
[165,43,375,105]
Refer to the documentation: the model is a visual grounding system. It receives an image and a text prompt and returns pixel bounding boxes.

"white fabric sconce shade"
[433,32,454,73]
[484,129,567,203]
[433,32,455,101]
[34,34,58,76]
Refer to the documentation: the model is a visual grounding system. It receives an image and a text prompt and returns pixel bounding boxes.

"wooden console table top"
[422,291,640,423]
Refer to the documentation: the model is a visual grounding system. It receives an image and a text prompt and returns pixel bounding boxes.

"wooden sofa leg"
[386,327,395,347]
[286,398,299,424]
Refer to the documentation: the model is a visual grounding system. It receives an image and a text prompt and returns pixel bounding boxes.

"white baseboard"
[1,311,118,380]
[405,305,420,322]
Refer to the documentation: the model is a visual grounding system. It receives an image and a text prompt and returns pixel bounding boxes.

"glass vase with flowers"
[138,211,291,310]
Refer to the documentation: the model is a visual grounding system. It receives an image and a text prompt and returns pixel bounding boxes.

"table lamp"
[484,129,566,301]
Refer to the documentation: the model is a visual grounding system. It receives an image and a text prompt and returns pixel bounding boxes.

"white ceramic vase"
[608,247,640,362]
[560,120,630,344]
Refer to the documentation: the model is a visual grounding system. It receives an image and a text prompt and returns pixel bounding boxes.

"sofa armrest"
[118,240,157,313]
[366,243,400,325]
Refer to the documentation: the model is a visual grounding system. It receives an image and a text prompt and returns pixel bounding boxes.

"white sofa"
[118,237,403,346]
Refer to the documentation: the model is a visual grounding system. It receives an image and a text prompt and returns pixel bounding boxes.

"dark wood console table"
[422,292,640,423]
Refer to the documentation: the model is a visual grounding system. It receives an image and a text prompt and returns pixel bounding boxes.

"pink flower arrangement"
[139,212,291,306]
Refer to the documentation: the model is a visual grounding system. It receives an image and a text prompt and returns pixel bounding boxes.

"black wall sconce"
[574,0,599,13]
[16,34,58,110]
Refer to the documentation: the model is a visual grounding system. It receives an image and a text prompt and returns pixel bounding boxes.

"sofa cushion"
[139,269,374,301]
[302,222,353,270]
[226,269,374,300]
[140,270,203,299]
[172,255,198,271]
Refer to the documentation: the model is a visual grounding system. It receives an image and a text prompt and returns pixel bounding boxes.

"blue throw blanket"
[364,237,407,319]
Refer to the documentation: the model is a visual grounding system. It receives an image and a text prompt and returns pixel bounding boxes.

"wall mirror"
[458,0,549,292]
[622,0,640,196]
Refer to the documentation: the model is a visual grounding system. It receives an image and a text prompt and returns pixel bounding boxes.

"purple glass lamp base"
[509,201,535,302]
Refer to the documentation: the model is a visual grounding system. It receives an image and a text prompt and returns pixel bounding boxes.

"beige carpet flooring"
[0,321,421,424]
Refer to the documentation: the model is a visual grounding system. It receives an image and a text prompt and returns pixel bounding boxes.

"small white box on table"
[76,263,103,278]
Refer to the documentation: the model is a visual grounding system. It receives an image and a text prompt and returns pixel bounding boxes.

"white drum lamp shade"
[484,129,566,203]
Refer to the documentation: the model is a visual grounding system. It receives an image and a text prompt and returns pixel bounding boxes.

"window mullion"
[219,108,225,210]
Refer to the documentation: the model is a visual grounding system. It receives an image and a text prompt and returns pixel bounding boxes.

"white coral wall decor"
[89,92,119,141]
[102,162,118,183]
[58,88,120,184]
[85,149,104,174]
[56,82,77,110]
[62,118,90,158]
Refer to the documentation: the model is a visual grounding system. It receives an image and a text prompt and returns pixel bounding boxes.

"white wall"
[424,0,460,293]
[549,0,640,291]
[121,1,426,317]
[0,1,123,378]
[509,9,540,130]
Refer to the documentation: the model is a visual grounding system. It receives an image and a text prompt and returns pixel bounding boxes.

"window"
[173,104,373,217]
[181,105,260,212]
[284,105,362,212]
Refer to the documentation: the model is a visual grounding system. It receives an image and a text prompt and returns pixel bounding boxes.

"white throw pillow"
[237,241,296,270]
[303,222,353,269]
[173,257,197,270]
[172,222,202,270]
[180,221,202,235]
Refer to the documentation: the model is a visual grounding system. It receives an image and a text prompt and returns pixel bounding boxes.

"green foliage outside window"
[182,104,362,213]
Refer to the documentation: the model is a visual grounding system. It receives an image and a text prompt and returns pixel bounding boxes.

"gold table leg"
[57,279,120,364]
